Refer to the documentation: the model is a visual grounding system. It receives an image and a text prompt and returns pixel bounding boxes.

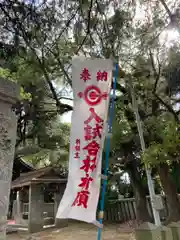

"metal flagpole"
[97,63,118,240]
[128,78,161,226]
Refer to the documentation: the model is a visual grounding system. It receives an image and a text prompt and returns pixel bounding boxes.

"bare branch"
[149,50,161,93]
[159,0,172,19]
[154,92,179,123]
[76,0,94,53]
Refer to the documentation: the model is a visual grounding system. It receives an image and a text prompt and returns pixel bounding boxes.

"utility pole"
[128,78,161,226]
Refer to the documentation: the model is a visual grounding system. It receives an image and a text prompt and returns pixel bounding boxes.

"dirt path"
[7,223,135,240]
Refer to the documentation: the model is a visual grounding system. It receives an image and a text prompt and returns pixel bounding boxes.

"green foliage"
[20,87,32,100]
[143,118,180,166]
[111,102,133,149]
[163,46,180,92]
[0,67,32,100]
[98,180,119,210]
[0,67,14,81]
[142,142,167,166]
[22,122,70,168]
[24,149,49,168]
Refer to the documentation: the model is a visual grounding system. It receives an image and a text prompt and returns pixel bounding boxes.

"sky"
[60,104,73,123]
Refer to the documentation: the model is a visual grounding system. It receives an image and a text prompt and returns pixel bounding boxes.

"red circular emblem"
[78,85,108,106]
[84,85,102,106]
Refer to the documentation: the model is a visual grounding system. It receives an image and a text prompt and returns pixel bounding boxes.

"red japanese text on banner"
[56,57,113,223]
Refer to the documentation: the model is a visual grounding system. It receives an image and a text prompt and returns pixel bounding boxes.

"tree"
[109,97,153,223]
[127,51,180,223]
[0,0,74,166]
[23,122,70,169]
[1,0,180,224]
[0,50,72,172]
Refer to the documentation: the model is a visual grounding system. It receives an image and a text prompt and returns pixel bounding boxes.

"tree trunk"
[158,162,180,223]
[171,161,180,193]
[127,162,152,223]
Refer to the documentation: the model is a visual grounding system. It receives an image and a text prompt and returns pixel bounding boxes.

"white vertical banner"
[56,57,113,223]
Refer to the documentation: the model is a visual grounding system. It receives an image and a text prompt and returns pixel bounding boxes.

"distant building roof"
[11,166,67,189]
[12,157,35,181]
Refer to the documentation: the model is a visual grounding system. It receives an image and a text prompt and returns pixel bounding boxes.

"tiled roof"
[11,166,67,189]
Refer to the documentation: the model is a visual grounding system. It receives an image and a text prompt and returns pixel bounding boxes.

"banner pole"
[128,78,161,226]
[97,63,118,240]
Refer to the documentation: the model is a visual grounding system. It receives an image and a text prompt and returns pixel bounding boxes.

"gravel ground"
[7,222,135,240]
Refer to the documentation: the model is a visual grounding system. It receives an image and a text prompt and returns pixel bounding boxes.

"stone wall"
[0,78,19,238]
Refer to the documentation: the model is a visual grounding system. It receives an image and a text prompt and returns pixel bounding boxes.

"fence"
[103,195,169,222]
[21,196,169,223]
